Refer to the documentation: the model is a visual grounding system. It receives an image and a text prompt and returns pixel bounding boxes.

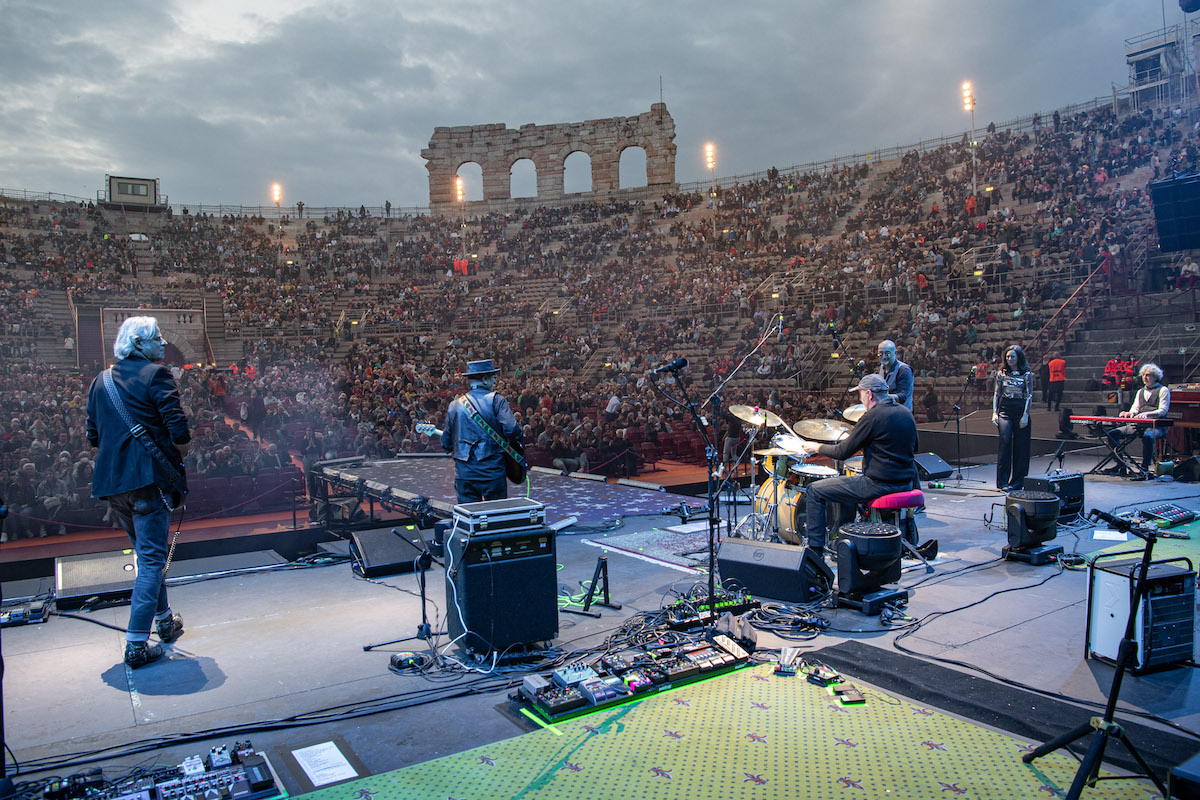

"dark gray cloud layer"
[0,0,1183,208]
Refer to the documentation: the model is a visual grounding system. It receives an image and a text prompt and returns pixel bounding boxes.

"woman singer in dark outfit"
[992,345,1034,491]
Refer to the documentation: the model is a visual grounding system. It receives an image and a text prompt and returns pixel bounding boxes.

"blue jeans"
[804,474,913,551]
[107,486,171,642]
[1107,424,1165,469]
[996,411,1031,489]
[454,472,508,504]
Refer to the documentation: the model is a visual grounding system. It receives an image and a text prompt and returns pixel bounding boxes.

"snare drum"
[789,463,837,488]
[753,477,804,544]
[843,456,865,477]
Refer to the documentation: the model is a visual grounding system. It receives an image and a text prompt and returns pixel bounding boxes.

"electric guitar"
[415,419,528,484]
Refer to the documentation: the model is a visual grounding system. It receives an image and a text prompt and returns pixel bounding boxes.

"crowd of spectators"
[1,101,1193,540]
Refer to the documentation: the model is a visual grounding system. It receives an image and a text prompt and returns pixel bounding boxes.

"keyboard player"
[1107,362,1170,480]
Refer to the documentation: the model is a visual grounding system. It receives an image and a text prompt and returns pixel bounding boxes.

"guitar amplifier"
[445,526,558,654]
[451,498,545,534]
[1023,472,1083,518]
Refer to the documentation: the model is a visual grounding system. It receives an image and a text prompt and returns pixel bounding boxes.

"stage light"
[835,522,908,615]
[1003,490,1063,565]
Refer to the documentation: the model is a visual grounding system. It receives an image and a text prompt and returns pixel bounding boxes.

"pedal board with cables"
[0,600,50,627]
[520,636,751,722]
[48,743,283,800]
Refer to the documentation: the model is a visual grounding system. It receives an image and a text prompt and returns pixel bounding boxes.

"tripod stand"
[1021,516,1168,799]
[362,527,444,652]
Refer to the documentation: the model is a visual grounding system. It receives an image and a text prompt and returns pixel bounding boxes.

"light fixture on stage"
[835,522,909,615]
[1003,490,1063,565]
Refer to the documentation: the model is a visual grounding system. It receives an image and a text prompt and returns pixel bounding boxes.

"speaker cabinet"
[1086,556,1195,673]
[1151,172,1200,252]
[1023,472,1084,518]
[717,539,832,603]
[445,527,558,654]
[55,550,138,610]
[349,527,430,578]
[1176,456,1200,483]
[914,452,953,480]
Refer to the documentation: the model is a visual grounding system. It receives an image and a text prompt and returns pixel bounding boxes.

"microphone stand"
[944,375,985,484]
[1022,514,1169,799]
[647,317,783,626]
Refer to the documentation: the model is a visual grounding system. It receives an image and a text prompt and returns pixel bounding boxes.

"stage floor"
[4,453,1199,797]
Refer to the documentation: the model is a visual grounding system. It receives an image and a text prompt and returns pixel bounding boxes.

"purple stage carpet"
[321,456,697,526]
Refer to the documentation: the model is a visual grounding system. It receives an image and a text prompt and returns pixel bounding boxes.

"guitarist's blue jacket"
[440,388,522,480]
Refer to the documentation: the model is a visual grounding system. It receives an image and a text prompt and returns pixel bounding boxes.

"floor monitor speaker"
[716,538,832,604]
[915,452,954,480]
[55,550,137,610]
[349,527,430,578]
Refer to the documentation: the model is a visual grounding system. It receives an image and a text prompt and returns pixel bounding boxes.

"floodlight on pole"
[961,82,977,199]
[705,143,716,198]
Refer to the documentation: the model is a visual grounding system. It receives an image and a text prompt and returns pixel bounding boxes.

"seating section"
[0,102,1189,537]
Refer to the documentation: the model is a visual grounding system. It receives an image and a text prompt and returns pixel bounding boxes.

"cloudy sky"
[0,1,1188,210]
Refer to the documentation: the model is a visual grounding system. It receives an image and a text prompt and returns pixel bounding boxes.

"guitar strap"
[457,393,527,468]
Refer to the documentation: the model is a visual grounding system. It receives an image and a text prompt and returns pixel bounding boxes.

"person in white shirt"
[1107,363,1170,480]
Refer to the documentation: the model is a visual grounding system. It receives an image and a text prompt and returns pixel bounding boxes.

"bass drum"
[753,476,805,545]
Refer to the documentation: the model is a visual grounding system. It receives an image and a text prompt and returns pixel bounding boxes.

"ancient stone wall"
[422,104,676,214]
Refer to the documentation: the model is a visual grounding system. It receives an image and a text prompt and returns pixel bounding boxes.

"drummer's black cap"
[851,374,889,394]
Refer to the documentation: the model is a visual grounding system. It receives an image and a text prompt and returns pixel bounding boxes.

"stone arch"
[455,161,483,202]
[510,158,538,198]
[618,145,648,189]
[563,149,593,194]
[423,104,676,213]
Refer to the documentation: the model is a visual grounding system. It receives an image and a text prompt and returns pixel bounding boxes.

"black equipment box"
[445,526,558,654]
[451,498,545,534]
[1023,472,1084,518]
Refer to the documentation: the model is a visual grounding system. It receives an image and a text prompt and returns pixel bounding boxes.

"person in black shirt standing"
[797,374,918,556]
[992,345,1033,491]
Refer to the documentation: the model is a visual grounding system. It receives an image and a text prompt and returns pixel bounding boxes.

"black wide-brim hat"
[462,359,500,377]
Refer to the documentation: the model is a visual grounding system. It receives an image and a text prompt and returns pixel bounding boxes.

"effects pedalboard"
[1138,502,1197,528]
[660,590,761,630]
[520,634,752,721]
[0,599,50,627]
[44,743,284,800]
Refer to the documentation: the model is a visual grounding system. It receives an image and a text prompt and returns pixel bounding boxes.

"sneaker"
[155,613,184,643]
[124,640,164,669]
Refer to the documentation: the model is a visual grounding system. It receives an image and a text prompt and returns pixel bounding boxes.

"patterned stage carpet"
[296,664,1156,800]
[329,457,695,526]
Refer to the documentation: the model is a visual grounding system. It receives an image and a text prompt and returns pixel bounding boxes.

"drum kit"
[727,403,858,545]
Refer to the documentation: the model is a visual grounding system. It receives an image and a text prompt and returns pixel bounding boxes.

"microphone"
[651,358,689,374]
[1089,508,1135,533]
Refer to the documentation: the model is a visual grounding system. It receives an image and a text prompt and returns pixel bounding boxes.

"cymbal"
[729,404,784,428]
[842,404,866,423]
[793,418,852,443]
[754,447,800,457]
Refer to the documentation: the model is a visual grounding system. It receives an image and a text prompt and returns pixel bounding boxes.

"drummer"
[793,374,918,557]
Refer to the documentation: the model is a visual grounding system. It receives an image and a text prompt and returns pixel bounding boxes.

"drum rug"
[296,662,1161,800]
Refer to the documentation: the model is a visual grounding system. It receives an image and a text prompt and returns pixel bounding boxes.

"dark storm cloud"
[0,0,1186,207]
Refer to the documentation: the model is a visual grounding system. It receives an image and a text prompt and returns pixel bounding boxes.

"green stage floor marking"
[298,664,1160,800]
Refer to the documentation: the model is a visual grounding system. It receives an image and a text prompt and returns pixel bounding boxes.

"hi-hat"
[842,404,866,423]
[729,404,784,428]
[793,418,852,443]
[754,447,800,457]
